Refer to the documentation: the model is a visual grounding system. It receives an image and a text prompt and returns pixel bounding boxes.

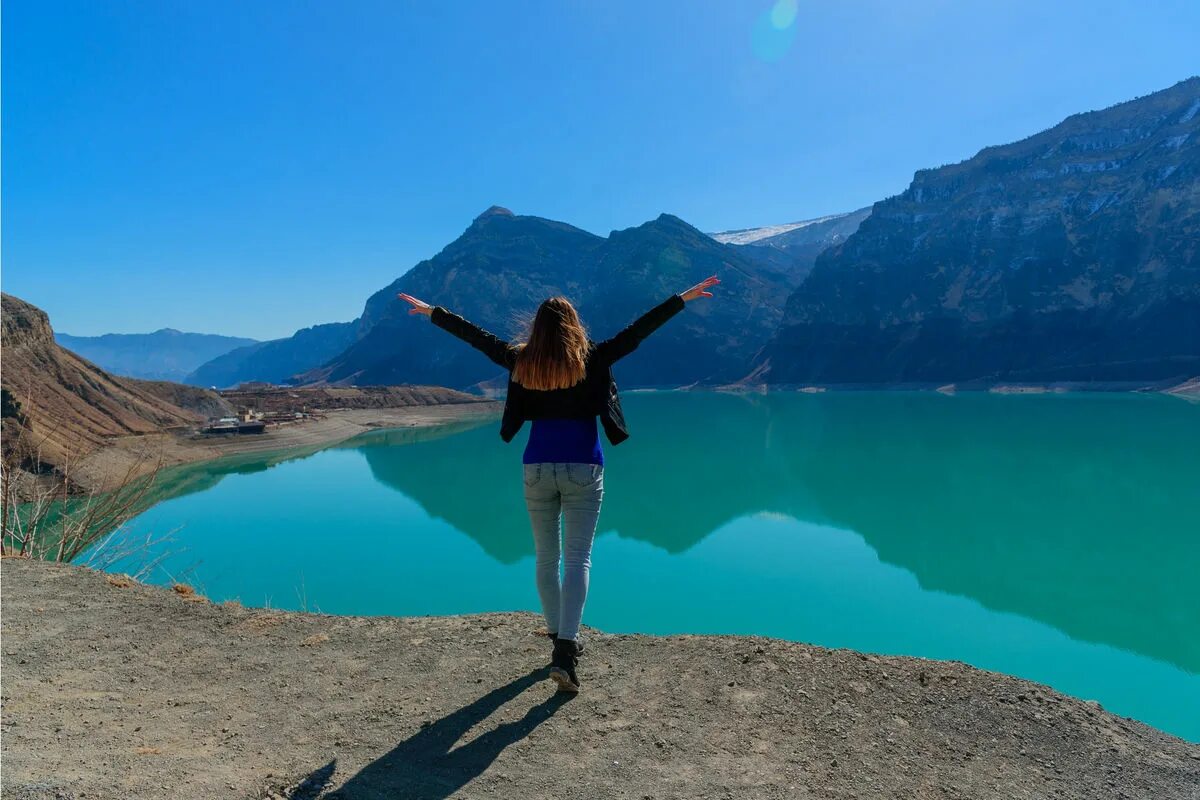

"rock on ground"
[2,559,1197,799]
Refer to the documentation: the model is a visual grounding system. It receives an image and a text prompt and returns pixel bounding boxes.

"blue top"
[522,417,604,465]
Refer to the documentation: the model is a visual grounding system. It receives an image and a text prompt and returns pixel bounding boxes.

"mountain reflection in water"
[355,392,1199,676]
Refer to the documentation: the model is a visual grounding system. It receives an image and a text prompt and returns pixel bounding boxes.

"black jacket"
[430,294,686,445]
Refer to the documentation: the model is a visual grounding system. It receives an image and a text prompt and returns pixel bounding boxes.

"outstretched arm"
[595,276,720,365]
[398,293,517,370]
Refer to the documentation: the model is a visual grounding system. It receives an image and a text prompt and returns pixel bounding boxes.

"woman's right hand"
[681,276,720,302]
[398,293,433,316]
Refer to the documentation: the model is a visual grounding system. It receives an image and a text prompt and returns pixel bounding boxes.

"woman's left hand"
[681,276,720,302]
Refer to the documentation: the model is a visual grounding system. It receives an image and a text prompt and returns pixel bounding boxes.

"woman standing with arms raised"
[399,277,719,692]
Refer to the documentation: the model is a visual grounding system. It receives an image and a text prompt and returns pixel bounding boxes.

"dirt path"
[3,560,1197,799]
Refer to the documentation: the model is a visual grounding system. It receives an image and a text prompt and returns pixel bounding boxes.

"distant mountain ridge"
[56,329,258,382]
[757,77,1200,385]
[185,322,356,388]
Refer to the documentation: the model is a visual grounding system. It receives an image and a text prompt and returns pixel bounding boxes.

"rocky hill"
[56,329,258,382]
[1,294,228,473]
[757,78,1200,385]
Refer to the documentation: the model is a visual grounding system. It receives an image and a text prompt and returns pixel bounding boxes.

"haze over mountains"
[56,330,258,383]
[82,77,1198,392]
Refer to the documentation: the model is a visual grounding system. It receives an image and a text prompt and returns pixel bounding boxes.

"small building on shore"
[201,413,266,435]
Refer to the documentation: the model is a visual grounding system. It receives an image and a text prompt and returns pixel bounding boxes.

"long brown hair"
[511,296,589,390]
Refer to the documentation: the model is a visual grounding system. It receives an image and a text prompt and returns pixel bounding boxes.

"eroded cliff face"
[2,291,56,347]
[760,78,1200,385]
[1,293,224,471]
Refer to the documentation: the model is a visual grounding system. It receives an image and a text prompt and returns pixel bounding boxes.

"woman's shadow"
[289,666,573,799]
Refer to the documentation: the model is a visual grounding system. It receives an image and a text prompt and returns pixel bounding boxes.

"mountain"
[757,78,1200,386]
[568,213,802,386]
[296,206,804,389]
[296,207,602,388]
[185,321,356,389]
[711,207,871,285]
[55,329,258,383]
[1,294,228,474]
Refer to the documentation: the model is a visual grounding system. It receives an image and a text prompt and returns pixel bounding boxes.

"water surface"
[116,392,1200,741]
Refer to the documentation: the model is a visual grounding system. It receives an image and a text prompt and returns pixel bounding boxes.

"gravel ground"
[2,559,1198,799]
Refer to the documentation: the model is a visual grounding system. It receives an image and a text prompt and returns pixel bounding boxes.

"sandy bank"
[2,559,1197,799]
[72,402,501,493]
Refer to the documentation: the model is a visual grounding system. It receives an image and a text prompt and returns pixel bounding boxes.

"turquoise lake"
[113,392,1200,742]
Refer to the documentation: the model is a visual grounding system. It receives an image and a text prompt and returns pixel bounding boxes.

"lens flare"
[770,0,798,29]
[752,0,799,63]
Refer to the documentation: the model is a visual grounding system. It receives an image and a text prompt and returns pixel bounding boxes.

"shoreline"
[72,401,502,493]
[2,558,1197,799]
[63,382,1197,493]
[709,377,1200,396]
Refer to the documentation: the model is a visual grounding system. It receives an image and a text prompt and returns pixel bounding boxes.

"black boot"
[546,632,584,656]
[550,637,580,693]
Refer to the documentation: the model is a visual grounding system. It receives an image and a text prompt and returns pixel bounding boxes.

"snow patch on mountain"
[710,213,854,245]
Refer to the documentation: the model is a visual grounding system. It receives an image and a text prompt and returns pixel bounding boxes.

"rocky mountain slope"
[757,78,1200,385]
[56,329,257,382]
[1,294,227,473]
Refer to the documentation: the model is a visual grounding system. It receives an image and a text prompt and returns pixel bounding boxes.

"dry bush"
[1,421,172,576]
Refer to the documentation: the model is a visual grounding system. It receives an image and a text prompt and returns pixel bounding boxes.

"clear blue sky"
[4,0,1198,339]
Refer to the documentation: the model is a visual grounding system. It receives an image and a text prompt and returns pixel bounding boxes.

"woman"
[399,276,719,692]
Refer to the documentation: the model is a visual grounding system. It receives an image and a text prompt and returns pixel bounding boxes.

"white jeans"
[522,462,604,641]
